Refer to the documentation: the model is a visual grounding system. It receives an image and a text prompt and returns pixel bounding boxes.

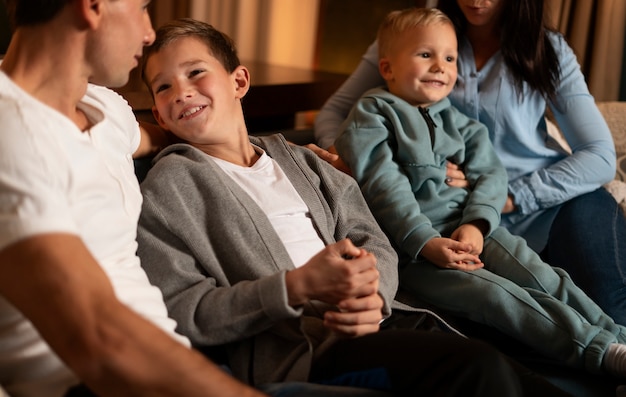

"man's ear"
[152,106,169,130]
[75,0,104,29]
[379,58,393,80]
[233,65,250,99]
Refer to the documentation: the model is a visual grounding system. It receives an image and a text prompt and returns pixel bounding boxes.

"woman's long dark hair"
[437,0,560,101]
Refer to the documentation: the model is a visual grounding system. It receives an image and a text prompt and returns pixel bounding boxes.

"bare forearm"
[81,303,265,397]
[135,121,178,158]
[0,234,265,397]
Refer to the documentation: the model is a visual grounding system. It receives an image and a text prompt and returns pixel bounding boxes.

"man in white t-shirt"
[0,1,267,396]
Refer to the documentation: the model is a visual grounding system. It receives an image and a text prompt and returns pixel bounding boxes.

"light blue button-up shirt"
[450,33,614,250]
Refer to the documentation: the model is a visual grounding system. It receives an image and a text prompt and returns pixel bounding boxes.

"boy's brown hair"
[141,18,240,95]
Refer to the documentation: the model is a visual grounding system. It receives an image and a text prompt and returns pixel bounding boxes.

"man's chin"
[89,73,131,89]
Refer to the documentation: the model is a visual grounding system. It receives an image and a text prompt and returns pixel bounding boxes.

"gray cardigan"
[137,134,402,385]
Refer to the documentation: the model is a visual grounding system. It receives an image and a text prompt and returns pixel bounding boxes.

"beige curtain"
[149,1,190,29]
[187,0,320,69]
[547,0,626,101]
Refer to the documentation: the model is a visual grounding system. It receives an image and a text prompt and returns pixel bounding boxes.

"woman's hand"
[447,162,516,214]
[445,162,468,188]
[502,195,517,214]
[305,144,352,175]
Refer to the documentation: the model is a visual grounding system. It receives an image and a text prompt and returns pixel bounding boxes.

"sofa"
[273,101,626,397]
[598,101,626,213]
[36,102,620,397]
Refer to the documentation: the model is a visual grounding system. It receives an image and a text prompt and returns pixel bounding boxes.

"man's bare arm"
[134,121,178,159]
[0,233,266,397]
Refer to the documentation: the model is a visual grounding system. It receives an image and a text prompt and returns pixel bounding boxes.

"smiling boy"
[335,7,626,379]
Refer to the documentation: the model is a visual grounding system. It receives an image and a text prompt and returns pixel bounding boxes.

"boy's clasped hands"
[285,238,384,337]
[421,221,487,271]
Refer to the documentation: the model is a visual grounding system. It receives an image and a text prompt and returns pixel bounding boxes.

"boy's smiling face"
[144,35,248,146]
[379,22,458,107]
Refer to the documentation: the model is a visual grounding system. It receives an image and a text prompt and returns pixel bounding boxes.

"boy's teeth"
[181,106,203,118]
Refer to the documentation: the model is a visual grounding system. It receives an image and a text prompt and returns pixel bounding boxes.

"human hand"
[285,239,379,306]
[502,195,516,214]
[420,237,483,271]
[304,144,352,175]
[450,223,484,256]
[445,161,468,188]
[324,290,384,338]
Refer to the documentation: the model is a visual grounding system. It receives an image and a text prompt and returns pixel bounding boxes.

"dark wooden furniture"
[242,60,348,132]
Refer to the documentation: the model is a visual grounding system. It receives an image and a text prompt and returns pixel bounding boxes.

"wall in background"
[622,39,626,100]
[315,0,418,74]
[189,0,319,69]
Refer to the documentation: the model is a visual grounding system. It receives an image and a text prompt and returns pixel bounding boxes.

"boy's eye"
[446,56,456,62]
[154,84,170,94]
[189,69,205,78]
[418,53,430,59]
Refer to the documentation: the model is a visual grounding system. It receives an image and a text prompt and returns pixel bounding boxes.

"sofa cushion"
[597,102,626,214]
[597,101,626,182]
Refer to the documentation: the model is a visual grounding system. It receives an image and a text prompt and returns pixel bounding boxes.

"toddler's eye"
[419,53,431,59]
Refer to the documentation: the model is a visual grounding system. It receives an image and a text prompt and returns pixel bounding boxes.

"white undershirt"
[209,148,325,268]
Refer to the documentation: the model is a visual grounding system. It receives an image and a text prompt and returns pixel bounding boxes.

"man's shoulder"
[84,84,133,116]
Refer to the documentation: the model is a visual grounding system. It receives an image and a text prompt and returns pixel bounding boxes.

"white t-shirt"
[0,72,188,397]
[210,149,326,267]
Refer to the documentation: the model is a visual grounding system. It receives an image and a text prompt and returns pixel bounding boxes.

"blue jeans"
[400,227,626,374]
[542,188,626,326]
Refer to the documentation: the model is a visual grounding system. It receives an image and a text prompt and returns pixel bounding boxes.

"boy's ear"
[152,106,169,130]
[379,58,393,81]
[233,65,250,99]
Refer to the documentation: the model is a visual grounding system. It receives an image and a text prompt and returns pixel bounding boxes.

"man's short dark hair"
[4,0,71,29]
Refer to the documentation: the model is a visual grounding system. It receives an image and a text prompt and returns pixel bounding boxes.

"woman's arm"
[314,41,385,149]
[509,34,615,215]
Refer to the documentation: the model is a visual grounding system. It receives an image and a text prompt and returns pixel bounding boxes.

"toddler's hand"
[421,237,483,271]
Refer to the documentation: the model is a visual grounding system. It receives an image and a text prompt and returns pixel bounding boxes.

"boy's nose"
[174,84,194,103]
[431,61,445,73]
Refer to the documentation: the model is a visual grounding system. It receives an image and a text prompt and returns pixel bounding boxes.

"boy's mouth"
[423,79,446,87]
[179,105,206,120]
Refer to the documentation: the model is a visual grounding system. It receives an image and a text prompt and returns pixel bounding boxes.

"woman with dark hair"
[313,0,626,326]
